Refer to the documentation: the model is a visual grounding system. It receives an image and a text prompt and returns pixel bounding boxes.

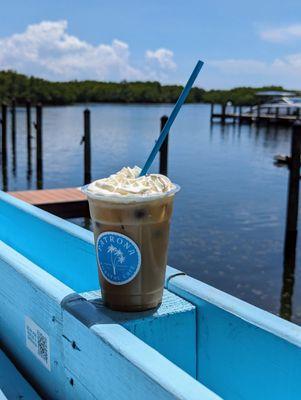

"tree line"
[0,70,295,106]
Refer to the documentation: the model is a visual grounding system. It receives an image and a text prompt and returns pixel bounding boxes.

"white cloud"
[260,24,301,43]
[145,48,176,70]
[0,20,176,81]
[207,55,301,88]
[210,55,301,76]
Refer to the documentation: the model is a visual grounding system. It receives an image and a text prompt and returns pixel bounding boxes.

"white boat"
[253,91,301,114]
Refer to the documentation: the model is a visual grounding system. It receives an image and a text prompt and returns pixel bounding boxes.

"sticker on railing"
[25,316,51,371]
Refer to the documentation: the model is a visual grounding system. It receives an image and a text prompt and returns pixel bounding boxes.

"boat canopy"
[256,91,296,97]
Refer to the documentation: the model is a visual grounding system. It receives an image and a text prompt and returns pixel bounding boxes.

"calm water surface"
[1,103,300,324]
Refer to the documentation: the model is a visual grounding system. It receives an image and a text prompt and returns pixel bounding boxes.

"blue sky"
[0,0,301,88]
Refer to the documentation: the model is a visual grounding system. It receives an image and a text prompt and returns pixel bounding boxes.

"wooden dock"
[8,188,89,218]
[210,103,301,125]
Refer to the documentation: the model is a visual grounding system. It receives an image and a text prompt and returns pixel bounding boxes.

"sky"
[0,0,301,89]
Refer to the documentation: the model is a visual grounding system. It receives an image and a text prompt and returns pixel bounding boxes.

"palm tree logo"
[107,244,125,276]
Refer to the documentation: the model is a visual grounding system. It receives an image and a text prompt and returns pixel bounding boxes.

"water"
[1,103,301,324]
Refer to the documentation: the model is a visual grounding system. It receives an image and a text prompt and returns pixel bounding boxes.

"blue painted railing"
[1,190,301,399]
[0,349,41,399]
[166,272,301,400]
[0,191,219,400]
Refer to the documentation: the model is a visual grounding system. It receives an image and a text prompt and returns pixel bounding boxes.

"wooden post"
[159,116,169,176]
[11,99,16,147]
[287,107,290,116]
[11,99,16,174]
[83,109,91,185]
[36,103,43,189]
[26,100,32,176]
[233,106,237,123]
[1,103,8,191]
[210,103,214,122]
[285,121,301,234]
[238,106,242,124]
[256,105,261,122]
[275,107,279,121]
[221,104,226,125]
[280,121,301,320]
[296,108,300,120]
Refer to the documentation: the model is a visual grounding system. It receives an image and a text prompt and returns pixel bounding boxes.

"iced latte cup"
[83,166,179,311]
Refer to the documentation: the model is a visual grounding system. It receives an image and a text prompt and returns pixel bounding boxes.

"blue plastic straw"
[140,60,204,176]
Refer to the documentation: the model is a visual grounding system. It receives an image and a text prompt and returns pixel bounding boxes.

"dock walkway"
[9,188,89,218]
[210,104,301,125]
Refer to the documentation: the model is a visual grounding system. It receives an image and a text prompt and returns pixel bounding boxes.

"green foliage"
[0,70,295,106]
[202,86,287,106]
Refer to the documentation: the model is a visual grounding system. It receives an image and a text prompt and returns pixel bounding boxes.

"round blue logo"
[96,231,141,285]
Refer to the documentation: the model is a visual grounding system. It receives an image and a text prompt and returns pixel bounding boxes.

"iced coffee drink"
[83,166,179,311]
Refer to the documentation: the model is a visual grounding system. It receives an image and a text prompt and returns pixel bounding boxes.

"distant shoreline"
[0,70,297,106]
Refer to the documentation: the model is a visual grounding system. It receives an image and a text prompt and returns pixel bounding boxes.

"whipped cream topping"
[86,166,176,200]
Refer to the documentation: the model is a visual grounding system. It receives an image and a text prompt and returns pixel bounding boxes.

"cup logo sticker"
[96,232,141,285]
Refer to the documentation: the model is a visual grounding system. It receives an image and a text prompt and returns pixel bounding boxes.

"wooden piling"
[11,99,16,146]
[296,108,300,120]
[233,106,237,123]
[280,121,301,320]
[238,106,242,124]
[275,107,279,121]
[1,103,8,191]
[159,116,169,176]
[210,103,214,122]
[256,105,261,121]
[285,121,301,234]
[36,103,43,189]
[26,100,32,175]
[83,109,91,185]
[11,99,16,174]
[221,104,226,125]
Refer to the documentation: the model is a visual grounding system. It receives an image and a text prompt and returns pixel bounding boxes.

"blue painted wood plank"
[62,310,221,400]
[81,289,196,377]
[167,274,301,400]
[0,191,98,293]
[0,241,74,399]
[0,349,41,399]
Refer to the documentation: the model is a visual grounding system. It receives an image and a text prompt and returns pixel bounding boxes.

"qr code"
[25,316,51,371]
[37,330,48,364]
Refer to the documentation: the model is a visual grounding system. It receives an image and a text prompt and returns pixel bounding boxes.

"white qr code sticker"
[25,316,51,371]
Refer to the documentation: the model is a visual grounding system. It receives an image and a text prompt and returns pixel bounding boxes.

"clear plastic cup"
[82,185,180,311]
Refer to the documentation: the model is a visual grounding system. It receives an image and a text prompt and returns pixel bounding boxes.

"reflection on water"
[1,104,301,324]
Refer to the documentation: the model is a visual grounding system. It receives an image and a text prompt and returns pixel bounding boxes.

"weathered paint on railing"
[0,349,41,399]
[0,191,220,400]
[166,272,301,400]
[62,309,217,400]
[0,241,72,398]
[80,289,196,376]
